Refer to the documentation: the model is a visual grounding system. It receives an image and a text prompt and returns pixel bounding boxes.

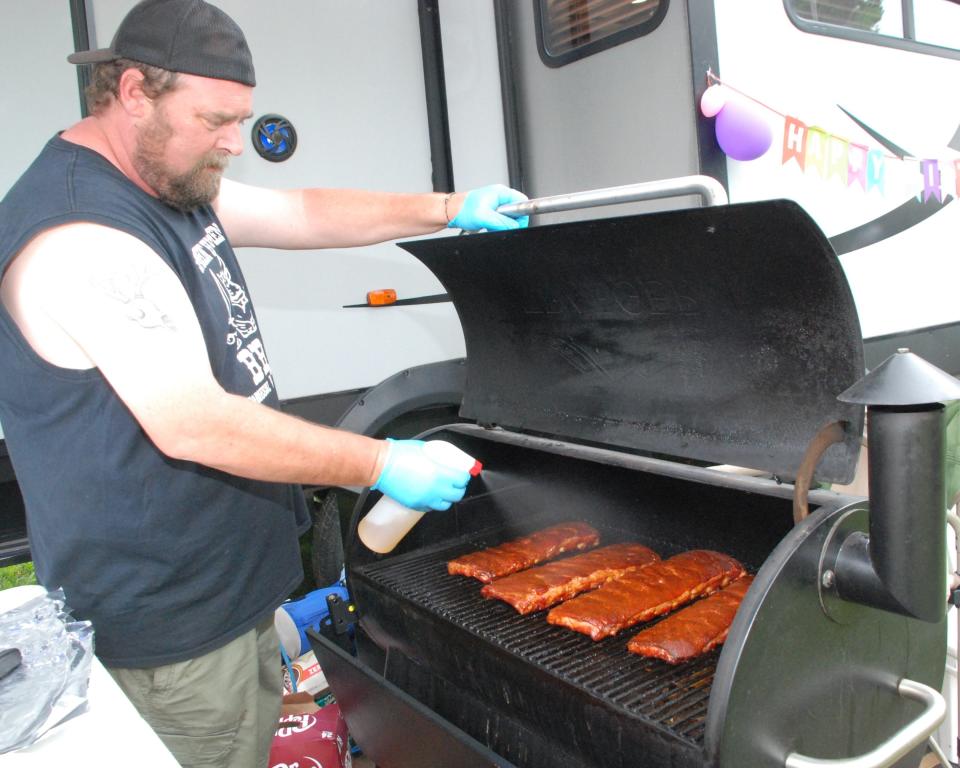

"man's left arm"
[213,178,528,249]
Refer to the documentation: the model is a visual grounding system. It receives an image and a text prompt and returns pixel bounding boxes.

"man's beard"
[133,107,229,212]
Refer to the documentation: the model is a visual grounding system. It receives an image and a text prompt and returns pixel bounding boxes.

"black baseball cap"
[68,0,256,87]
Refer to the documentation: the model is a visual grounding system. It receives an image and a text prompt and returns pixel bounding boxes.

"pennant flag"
[848,143,869,190]
[866,149,885,194]
[920,159,942,202]
[806,127,829,178]
[828,135,849,184]
[782,116,807,169]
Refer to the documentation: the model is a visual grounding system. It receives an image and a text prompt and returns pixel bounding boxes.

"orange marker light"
[366,289,397,306]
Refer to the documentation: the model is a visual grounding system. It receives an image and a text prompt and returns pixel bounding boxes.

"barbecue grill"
[309,180,956,768]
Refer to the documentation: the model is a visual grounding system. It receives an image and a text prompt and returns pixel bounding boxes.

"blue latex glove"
[372,439,471,511]
[448,184,530,231]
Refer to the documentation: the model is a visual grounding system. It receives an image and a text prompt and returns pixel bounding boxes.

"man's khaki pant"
[107,616,282,768]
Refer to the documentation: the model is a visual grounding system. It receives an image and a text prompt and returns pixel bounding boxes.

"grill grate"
[358,534,721,747]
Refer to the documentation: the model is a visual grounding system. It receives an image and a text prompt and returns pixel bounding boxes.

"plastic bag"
[0,588,94,754]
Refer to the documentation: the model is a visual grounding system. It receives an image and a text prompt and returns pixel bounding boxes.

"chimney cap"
[838,348,960,406]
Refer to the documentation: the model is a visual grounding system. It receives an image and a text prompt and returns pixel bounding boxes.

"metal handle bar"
[784,678,946,768]
[495,175,728,218]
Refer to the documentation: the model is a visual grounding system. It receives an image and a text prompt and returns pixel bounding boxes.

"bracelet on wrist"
[443,192,455,224]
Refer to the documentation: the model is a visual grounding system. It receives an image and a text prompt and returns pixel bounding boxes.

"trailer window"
[785,0,960,54]
[913,0,960,49]
[535,0,669,67]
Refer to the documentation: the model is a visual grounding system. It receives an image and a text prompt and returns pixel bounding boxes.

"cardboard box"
[270,703,351,768]
[281,649,329,696]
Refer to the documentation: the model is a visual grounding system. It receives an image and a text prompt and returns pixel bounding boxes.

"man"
[0,0,528,765]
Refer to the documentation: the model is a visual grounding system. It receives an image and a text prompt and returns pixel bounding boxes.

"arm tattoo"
[96,267,177,331]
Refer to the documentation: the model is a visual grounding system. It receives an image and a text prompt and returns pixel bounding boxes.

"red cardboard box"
[269,703,350,768]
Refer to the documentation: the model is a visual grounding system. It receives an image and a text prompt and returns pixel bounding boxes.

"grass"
[0,562,36,590]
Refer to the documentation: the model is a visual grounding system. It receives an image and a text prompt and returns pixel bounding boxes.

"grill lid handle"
[495,174,728,217]
[784,678,945,768]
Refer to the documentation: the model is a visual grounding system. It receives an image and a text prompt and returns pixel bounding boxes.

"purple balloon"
[714,98,772,161]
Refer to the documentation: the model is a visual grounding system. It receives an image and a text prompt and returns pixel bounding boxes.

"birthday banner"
[702,72,959,202]
[781,115,959,202]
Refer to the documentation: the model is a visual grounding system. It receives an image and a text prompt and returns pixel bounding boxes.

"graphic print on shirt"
[191,222,275,403]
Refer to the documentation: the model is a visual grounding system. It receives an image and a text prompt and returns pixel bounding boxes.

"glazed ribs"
[626,575,754,663]
[480,542,660,614]
[546,549,746,640]
[447,522,600,583]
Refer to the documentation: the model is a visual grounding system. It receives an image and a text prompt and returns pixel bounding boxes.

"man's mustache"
[202,153,230,171]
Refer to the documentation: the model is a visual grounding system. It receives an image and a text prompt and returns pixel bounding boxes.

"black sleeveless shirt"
[0,136,309,667]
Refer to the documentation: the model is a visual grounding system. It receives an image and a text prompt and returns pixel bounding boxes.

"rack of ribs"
[546,550,746,640]
[480,542,660,614]
[626,575,754,663]
[447,522,600,583]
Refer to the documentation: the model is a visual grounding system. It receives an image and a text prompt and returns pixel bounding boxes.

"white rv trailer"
[1,0,958,758]
[1,0,957,436]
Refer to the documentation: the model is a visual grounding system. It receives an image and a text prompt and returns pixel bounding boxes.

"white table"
[0,585,180,767]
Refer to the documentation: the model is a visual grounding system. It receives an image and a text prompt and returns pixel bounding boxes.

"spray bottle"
[358,441,482,554]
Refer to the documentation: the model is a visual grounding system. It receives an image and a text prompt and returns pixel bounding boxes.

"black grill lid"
[400,199,864,483]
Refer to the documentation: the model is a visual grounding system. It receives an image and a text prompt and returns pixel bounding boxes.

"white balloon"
[700,85,728,118]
